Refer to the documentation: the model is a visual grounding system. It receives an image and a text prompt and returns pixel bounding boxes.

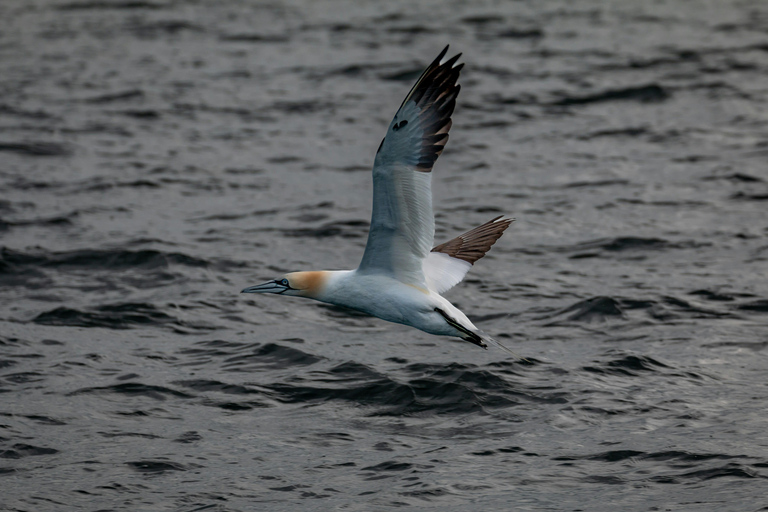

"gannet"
[243,46,514,350]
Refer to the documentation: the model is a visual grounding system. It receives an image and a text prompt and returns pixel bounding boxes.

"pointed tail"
[474,329,528,361]
[434,306,527,360]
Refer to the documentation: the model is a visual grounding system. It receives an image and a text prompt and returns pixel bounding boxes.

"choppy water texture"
[2,0,768,510]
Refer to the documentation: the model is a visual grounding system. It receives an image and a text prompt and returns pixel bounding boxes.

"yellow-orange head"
[241,271,330,299]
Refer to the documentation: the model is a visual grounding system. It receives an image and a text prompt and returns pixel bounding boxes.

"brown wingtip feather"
[431,216,515,264]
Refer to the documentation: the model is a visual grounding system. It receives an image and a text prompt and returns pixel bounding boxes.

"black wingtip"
[422,45,449,76]
[379,46,463,172]
[443,53,462,69]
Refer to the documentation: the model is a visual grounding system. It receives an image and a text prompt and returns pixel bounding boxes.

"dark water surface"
[2,0,768,510]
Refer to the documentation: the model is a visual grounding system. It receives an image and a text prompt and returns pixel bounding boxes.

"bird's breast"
[322,273,435,324]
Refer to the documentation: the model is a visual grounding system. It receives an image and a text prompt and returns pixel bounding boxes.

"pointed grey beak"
[241,280,288,294]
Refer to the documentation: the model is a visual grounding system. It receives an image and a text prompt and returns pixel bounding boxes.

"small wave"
[219,33,289,43]
[334,165,370,172]
[461,15,504,24]
[554,296,626,323]
[361,460,414,472]
[585,450,644,462]
[0,104,55,120]
[139,376,273,410]
[689,289,736,302]
[545,296,734,324]
[125,460,189,473]
[579,127,649,140]
[262,361,415,411]
[0,214,76,231]
[561,178,632,188]
[0,259,48,287]
[126,20,203,38]
[735,299,768,313]
[610,296,718,321]
[1,247,210,271]
[98,431,161,439]
[380,68,424,82]
[172,379,262,395]
[675,464,764,481]
[261,360,559,417]
[1,246,242,292]
[270,100,332,115]
[82,89,144,104]
[207,400,268,411]
[21,415,66,426]
[2,372,46,385]
[554,449,748,466]
[583,354,670,377]
[56,1,164,10]
[482,92,537,106]
[386,25,434,35]
[641,450,745,462]
[284,219,369,238]
[0,359,18,370]
[116,109,161,119]
[0,444,59,459]
[580,353,708,383]
[308,63,378,81]
[548,295,733,324]
[69,382,193,400]
[581,475,625,485]
[463,14,544,40]
[0,141,73,157]
[174,431,202,443]
[496,27,544,39]
[731,191,768,201]
[33,302,210,331]
[177,339,255,364]
[399,487,453,499]
[552,84,670,106]
[568,236,705,253]
[219,342,324,372]
[82,179,160,191]
[703,172,763,183]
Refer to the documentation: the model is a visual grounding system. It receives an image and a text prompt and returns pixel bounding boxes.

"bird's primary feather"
[358,47,463,287]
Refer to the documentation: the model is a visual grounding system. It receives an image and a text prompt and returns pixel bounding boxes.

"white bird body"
[243,47,515,351]
[308,270,477,339]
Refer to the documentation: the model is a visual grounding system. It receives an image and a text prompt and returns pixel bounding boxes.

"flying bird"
[243,46,514,351]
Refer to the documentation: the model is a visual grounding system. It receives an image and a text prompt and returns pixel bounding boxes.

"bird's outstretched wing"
[423,216,514,294]
[357,46,463,287]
